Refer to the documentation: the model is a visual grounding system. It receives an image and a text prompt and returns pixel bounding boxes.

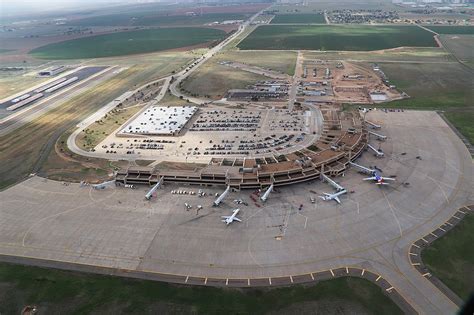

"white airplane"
[363,172,395,185]
[319,190,347,204]
[221,208,242,225]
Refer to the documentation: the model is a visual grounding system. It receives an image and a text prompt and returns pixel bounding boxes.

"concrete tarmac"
[0,110,472,314]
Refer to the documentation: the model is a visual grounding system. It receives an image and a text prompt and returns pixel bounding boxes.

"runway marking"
[381,190,403,238]
[185,276,189,283]
[375,275,381,281]
[330,269,334,277]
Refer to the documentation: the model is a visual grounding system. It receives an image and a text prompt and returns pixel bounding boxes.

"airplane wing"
[376,182,390,185]
[335,196,341,204]
[221,216,231,219]
[381,177,396,181]
[234,217,242,222]
[363,177,376,181]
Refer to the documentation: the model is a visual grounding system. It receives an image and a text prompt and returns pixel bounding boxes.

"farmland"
[424,26,474,35]
[30,28,226,59]
[238,25,437,51]
[68,13,250,27]
[270,13,326,24]
[0,262,403,315]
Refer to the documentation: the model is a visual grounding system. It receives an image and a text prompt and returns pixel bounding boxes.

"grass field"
[69,13,250,27]
[424,25,474,35]
[270,13,326,24]
[238,25,437,51]
[0,262,403,314]
[181,61,267,100]
[421,215,474,301]
[30,28,226,59]
[374,62,473,143]
[217,50,297,75]
[439,35,474,66]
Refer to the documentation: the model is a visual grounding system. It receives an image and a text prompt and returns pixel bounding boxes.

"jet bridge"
[214,185,230,206]
[92,180,115,190]
[145,176,164,200]
[365,120,381,129]
[367,144,384,157]
[349,162,376,175]
[321,174,345,192]
[260,184,274,202]
[369,130,387,141]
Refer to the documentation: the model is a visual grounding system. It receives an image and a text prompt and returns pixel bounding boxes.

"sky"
[1,0,140,16]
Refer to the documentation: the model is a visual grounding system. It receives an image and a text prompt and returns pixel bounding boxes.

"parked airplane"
[221,208,242,225]
[319,190,347,204]
[363,172,395,185]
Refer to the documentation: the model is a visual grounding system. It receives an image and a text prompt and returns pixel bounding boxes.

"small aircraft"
[363,172,395,185]
[221,208,242,225]
[319,190,347,204]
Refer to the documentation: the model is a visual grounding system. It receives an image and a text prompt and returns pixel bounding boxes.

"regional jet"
[363,172,395,185]
[319,190,347,204]
[221,208,242,225]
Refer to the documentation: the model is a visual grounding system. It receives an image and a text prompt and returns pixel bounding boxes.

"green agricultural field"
[30,28,226,59]
[439,35,474,65]
[375,62,473,143]
[271,13,326,24]
[238,25,437,51]
[217,50,297,75]
[424,25,474,35]
[69,12,250,27]
[422,215,474,301]
[0,262,403,314]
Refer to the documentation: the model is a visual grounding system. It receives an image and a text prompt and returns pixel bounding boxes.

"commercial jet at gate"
[363,172,395,185]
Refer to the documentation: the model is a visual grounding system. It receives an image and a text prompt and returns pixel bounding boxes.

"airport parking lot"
[0,110,471,314]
